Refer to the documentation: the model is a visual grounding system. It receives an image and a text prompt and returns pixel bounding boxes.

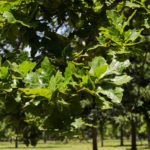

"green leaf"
[24,72,42,88]
[122,10,137,32]
[3,11,31,27]
[0,1,8,5]
[41,57,55,83]
[89,56,107,76]
[48,75,56,94]
[124,29,143,43]
[107,47,130,56]
[87,44,107,51]
[88,74,95,90]
[15,92,21,102]
[95,64,108,78]
[106,10,123,30]
[100,26,123,44]
[55,71,67,92]
[11,62,19,72]
[103,59,130,76]
[79,87,96,96]
[0,67,8,79]
[0,56,1,66]
[71,118,84,128]
[3,11,15,23]
[111,75,132,85]
[19,61,36,75]
[11,79,18,88]
[98,86,123,103]
[128,29,142,42]
[117,1,125,12]
[101,100,112,109]
[93,1,103,13]
[99,96,112,109]
[55,71,63,84]
[41,57,55,77]
[144,18,150,29]
[19,88,51,99]
[80,74,95,90]
[96,95,112,109]
[125,2,140,8]
[64,62,76,82]
[0,81,12,92]
[58,99,69,105]
[80,75,88,87]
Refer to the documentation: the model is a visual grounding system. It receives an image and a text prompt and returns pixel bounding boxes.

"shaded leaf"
[3,11,31,27]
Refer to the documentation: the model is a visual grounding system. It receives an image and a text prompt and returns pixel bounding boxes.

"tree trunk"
[120,125,124,146]
[15,137,18,148]
[43,131,47,143]
[43,134,47,143]
[64,136,68,144]
[99,124,104,147]
[131,118,137,150]
[147,121,150,147]
[100,131,103,147]
[10,138,12,143]
[92,124,98,150]
[92,96,98,150]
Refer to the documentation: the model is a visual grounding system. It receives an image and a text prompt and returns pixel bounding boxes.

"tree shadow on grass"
[125,145,150,150]
[126,148,150,150]
[103,144,131,147]
[102,144,150,150]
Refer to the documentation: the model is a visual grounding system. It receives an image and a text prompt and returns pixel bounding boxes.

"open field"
[0,140,150,150]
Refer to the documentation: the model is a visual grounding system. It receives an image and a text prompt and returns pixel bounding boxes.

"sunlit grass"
[0,139,149,150]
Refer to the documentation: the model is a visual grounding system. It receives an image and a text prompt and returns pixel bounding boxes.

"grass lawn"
[0,140,149,150]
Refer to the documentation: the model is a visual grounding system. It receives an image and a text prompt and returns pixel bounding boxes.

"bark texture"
[131,118,137,150]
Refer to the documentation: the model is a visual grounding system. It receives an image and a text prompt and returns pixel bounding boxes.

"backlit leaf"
[89,56,107,76]
[19,61,36,75]
[19,88,51,99]
[0,67,8,79]
[98,86,123,103]
[111,75,132,85]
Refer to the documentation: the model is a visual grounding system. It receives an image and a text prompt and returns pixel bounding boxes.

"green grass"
[0,140,149,150]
